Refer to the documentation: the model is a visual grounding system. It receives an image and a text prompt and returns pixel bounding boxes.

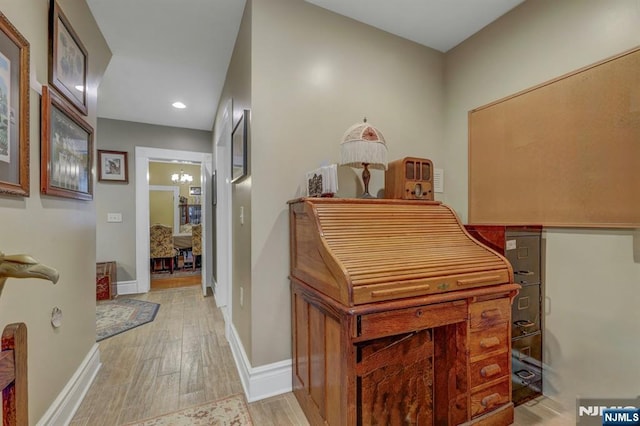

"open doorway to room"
[148,161,202,290]
[135,147,212,297]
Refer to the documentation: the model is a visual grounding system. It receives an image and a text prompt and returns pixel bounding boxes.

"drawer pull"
[481,393,501,407]
[480,364,502,378]
[481,308,502,320]
[479,336,500,349]
[514,320,536,328]
[515,270,534,275]
[457,275,500,286]
[370,284,430,298]
[516,369,536,380]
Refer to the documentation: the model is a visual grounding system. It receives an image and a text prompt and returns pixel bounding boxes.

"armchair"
[191,224,202,270]
[150,224,177,273]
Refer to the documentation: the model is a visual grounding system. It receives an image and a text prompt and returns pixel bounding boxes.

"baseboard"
[117,280,138,295]
[37,344,101,426]
[227,322,292,403]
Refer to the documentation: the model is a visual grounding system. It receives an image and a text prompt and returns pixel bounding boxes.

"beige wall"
[149,191,174,227]
[445,0,640,417]
[95,118,211,281]
[249,0,444,366]
[217,1,253,357]
[0,0,111,421]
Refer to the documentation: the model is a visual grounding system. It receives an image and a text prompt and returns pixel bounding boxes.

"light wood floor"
[72,284,571,425]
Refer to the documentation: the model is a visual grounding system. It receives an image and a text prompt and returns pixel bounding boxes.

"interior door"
[200,155,213,296]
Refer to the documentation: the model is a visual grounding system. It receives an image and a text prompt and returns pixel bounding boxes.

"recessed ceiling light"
[172,101,186,109]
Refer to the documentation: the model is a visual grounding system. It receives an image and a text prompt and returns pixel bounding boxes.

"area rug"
[96,298,160,342]
[123,394,253,425]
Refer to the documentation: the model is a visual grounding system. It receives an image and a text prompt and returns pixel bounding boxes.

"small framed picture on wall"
[98,150,128,183]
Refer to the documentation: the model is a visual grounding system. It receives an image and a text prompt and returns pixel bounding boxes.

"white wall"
[444,0,640,417]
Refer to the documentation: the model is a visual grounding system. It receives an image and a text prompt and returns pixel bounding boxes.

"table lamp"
[339,118,388,198]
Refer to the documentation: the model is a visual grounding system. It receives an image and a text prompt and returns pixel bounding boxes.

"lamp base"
[359,163,376,199]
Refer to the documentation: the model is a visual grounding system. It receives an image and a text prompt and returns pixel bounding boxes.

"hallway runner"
[123,394,253,425]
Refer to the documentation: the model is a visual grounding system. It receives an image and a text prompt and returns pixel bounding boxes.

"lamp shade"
[340,120,388,170]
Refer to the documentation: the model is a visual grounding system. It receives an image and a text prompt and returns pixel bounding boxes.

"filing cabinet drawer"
[470,298,510,329]
[469,324,509,358]
[470,352,510,389]
[512,285,540,337]
[513,379,542,404]
[505,234,540,285]
[470,378,510,418]
[512,332,542,393]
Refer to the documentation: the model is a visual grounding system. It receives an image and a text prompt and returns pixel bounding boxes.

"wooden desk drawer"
[470,378,510,418]
[469,324,509,358]
[357,300,467,339]
[470,352,509,389]
[470,298,510,329]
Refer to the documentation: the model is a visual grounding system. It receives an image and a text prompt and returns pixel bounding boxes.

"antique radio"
[385,157,434,200]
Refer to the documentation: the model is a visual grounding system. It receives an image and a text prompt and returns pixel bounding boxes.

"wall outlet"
[240,286,244,307]
[107,213,122,223]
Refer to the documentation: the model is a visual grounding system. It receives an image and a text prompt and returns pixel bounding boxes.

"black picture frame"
[0,12,30,197]
[231,109,248,183]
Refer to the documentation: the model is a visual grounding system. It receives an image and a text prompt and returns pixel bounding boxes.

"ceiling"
[88,0,524,132]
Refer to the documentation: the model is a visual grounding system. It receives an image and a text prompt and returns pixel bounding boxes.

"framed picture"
[41,86,93,200]
[98,150,128,183]
[189,186,201,196]
[231,109,249,183]
[0,13,30,196]
[49,1,88,115]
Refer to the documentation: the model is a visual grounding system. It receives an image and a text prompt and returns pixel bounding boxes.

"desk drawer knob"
[480,364,502,378]
[481,393,501,407]
[480,336,500,349]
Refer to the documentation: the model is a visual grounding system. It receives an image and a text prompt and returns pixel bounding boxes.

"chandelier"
[171,169,193,184]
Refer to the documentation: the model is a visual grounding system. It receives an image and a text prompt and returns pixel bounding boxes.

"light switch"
[107,213,122,223]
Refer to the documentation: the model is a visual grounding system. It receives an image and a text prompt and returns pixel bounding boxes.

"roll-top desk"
[289,198,520,425]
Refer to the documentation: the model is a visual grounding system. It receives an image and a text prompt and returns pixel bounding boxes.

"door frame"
[214,99,232,313]
[135,147,211,294]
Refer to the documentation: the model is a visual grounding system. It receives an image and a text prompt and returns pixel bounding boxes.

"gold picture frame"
[41,86,94,200]
[0,12,30,197]
[49,1,88,115]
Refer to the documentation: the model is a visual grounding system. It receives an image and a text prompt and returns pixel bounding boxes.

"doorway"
[135,147,212,296]
[148,162,202,290]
